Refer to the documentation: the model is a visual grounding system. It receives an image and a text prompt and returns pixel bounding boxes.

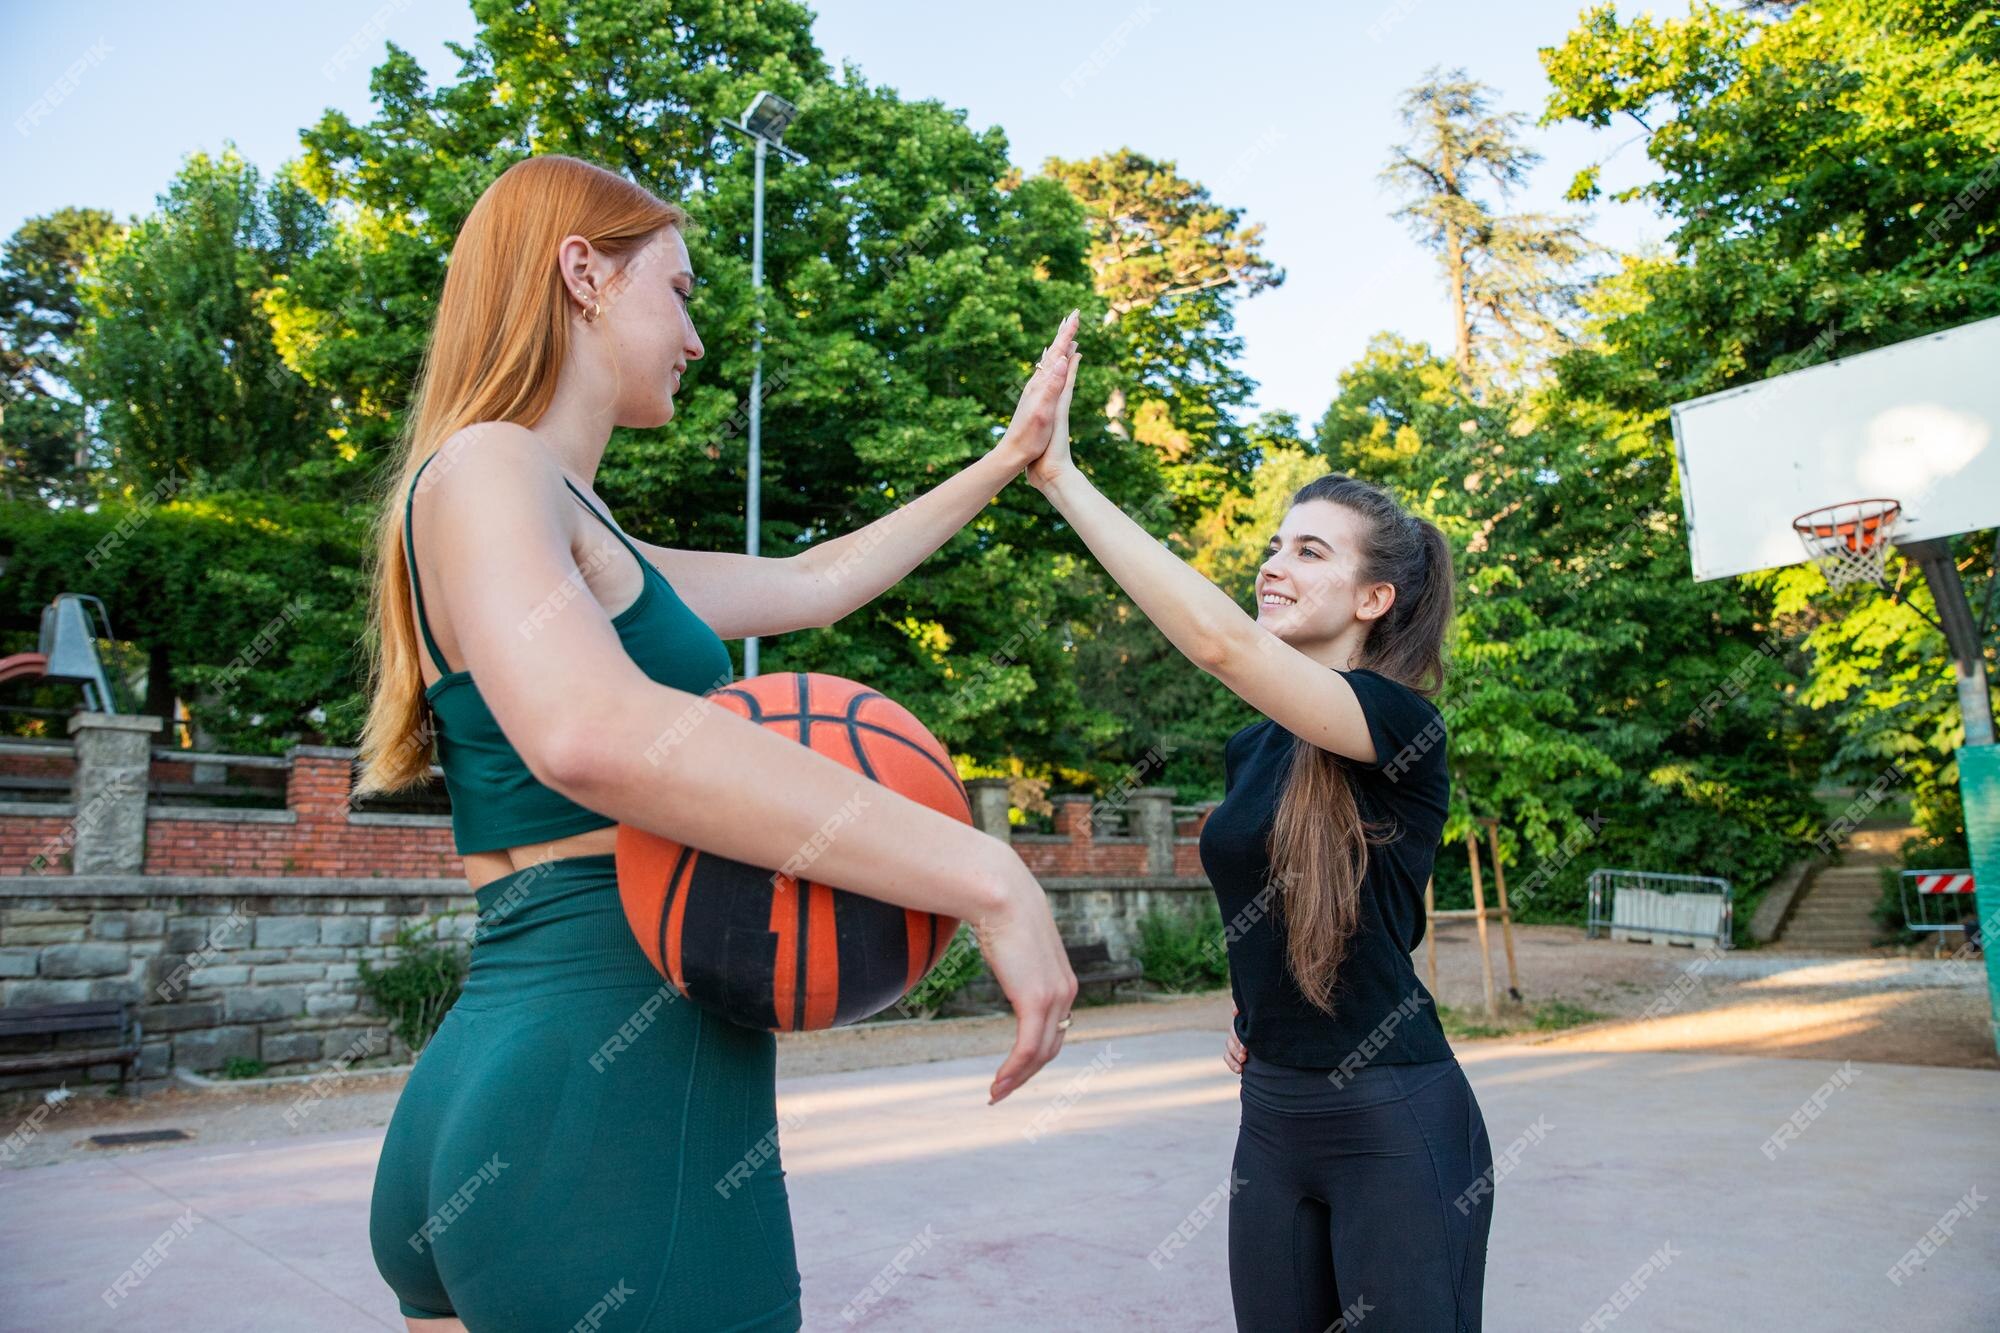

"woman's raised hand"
[994,310,1081,473]
[1025,330,1083,493]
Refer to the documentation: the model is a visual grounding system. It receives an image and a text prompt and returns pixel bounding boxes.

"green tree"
[0,487,368,746]
[1542,0,2000,847]
[274,0,1178,774]
[74,148,329,498]
[1070,414,1320,802]
[1382,68,1595,389]
[0,207,120,505]
[1038,149,1288,793]
[1041,149,1283,517]
[1315,331,1821,921]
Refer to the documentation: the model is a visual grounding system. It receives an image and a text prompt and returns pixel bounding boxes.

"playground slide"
[0,652,50,684]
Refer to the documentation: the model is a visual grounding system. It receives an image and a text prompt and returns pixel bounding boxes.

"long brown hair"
[1268,473,1453,1015]
[352,155,688,801]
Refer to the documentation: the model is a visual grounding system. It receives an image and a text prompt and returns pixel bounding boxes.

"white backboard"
[1670,314,2000,582]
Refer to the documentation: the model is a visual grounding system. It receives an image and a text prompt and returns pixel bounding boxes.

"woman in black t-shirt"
[1025,353,1492,1332]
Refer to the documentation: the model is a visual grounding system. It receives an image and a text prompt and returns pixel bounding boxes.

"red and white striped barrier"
[1914,872,1976,895]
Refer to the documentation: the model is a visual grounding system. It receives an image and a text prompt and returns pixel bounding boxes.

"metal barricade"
[1586,868,1735,948]
[1899,870,1978,938]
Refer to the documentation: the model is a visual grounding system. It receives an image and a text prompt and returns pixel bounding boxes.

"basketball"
[615,672,971,1032]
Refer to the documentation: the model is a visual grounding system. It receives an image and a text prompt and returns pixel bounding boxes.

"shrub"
[897,923,989,1018]
[1135,900,1230,993]
[357,917,469,1052]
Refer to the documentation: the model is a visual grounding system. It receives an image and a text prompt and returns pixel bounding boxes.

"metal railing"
[1587,868,1735,948]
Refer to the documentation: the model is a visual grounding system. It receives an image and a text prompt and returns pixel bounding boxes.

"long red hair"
[352,155,687,800]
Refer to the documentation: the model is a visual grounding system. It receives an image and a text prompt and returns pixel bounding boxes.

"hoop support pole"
[1900,536,1996,748]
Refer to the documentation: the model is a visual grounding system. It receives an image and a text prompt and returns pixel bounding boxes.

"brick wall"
[1009,794,1216,881]
[9,745,462,880]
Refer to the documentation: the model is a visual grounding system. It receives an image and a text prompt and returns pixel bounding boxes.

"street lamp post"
[722,91,806,678]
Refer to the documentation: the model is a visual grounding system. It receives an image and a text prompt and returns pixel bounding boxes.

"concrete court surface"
[2,1031,1995,1332]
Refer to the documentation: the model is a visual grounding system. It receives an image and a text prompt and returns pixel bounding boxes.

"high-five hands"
[1025,330,1082,494]
[995,310,1081,473]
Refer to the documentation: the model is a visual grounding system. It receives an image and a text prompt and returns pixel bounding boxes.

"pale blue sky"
[2,0,1681,426]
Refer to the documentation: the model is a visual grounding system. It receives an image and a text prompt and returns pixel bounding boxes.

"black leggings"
[1228,1055,1493,1332]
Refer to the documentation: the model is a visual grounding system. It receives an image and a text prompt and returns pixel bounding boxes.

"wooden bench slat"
[0,1004,131,1038]
[5,1001,128,1017]
[0,1014,128,1036]
[0,1047,140,1074]
[0,999,142,1095]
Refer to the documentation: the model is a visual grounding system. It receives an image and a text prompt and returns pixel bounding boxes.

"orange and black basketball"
[615,672,970,1032]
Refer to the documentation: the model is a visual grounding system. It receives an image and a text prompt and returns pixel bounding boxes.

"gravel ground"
[4,924,1991,1170]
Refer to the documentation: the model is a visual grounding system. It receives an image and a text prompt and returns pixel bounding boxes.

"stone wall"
[0,722,1221,1097]
[0,875,472,1094]
[1043,878,1215,962]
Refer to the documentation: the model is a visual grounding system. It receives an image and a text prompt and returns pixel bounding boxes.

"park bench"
[1066,940,1142,1002]
[0,1000,143,1097]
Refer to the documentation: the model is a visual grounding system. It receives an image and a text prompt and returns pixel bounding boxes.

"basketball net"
[1791,498,1901,591]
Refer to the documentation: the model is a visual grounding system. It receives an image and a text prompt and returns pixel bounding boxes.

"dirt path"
[3,926,1990,1170]
[1416,920,1997,1070]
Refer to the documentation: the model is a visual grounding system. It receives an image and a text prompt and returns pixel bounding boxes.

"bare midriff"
[459,828,618,893]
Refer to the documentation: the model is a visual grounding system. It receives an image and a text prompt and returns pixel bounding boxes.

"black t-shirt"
[1197,667,1453,1069]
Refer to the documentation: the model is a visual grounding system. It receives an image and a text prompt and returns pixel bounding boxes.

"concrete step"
[1798,890,1883,906]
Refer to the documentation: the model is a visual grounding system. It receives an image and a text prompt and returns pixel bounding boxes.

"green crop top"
[404,450,735,855]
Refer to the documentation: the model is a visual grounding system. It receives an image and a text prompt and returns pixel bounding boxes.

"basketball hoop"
[1791,498,1901,590]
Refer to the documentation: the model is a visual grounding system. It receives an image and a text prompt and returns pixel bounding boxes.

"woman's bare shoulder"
[407,424,575,590]
[414,422,557,502]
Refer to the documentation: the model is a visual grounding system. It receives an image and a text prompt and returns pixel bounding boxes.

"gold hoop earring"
[583,297,602,323]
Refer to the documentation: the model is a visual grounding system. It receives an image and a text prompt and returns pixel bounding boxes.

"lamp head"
[740,91,798,143]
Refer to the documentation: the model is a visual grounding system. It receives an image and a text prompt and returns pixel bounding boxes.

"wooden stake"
[1485,817,1521,1001]
[1466,830,1498,1019]
[1424,876,1439,998]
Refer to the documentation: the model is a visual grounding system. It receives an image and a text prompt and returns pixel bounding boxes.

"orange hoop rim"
[1791,497,1902,588]
[1791,497,1901,550]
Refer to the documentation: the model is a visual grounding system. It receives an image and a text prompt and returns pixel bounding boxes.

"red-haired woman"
[1027,354,1493,1330]
[354,154,1078,1332]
